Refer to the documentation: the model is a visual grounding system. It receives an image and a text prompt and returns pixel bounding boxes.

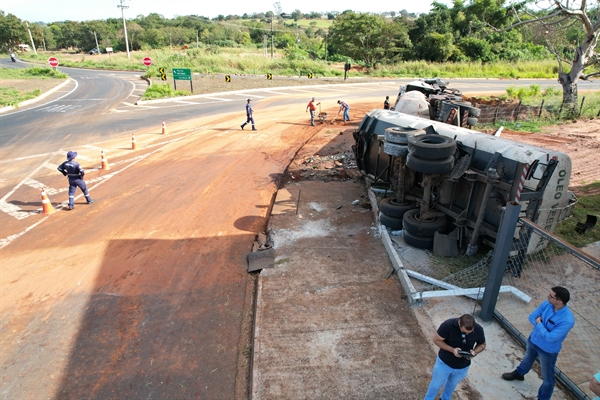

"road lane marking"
[0,136,186,249]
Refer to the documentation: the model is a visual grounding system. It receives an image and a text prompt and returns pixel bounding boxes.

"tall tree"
[491,0,600,106]
[0,11,27,51]
[329,12,411,67]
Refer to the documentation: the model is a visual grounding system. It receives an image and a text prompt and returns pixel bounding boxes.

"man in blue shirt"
[502,286,575,400]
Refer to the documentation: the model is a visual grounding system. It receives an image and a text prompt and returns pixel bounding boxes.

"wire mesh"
[473,97,597,124]
[496,219,600,399]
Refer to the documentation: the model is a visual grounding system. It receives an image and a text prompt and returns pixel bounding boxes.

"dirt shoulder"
[482,120,600,196]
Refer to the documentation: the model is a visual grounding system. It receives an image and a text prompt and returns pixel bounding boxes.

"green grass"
[0,87,41,106]
[296,19,333,28]
[142,83,191,100]
[0,66,67,79]
[18,48,563,80]
[554,182,600,248]
[0,66,67,106]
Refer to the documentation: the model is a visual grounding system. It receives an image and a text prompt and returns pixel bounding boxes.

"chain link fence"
[395,217,599,399]
[473,96,599,124]
[494,219,600,400]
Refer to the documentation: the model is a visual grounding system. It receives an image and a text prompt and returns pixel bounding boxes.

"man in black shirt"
[424,314,486,400]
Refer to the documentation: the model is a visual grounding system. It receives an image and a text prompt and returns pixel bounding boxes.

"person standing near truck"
[383,96,390,109]
[424,314,486,400]
[306,97,321,126]
[241,98,257,131]
[501,286,575,400]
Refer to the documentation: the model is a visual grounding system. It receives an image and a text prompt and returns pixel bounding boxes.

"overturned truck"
[353,102,574,256]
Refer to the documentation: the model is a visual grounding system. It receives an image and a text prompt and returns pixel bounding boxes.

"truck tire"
[406,153,454,174]
[379,212,403,230]
[384,142,409,157]
[402,230,434,249]
[379,198,416,218]
[408,134,456,159]
[403,209,448,236]
[384,127,423,144]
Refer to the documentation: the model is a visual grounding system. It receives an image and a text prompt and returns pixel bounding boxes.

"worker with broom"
[336,100,350,123]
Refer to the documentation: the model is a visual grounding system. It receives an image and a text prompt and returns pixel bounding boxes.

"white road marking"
[204,97,233,102]
[263,90,289,95]
[234,93,266,98]
[0,136,186,249]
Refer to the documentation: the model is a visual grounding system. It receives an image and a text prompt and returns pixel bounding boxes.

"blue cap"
[67,151,77,160]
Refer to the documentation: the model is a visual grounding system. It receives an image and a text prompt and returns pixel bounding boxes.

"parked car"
[89,48,101,55]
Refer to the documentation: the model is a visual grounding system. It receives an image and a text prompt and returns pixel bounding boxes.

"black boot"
[502,370,524,381]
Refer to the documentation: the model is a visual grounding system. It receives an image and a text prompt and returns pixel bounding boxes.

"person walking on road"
[241,98,257,131]
[57,151,94,210]
[424,314,486,400]
[336,100,350,122]
[502,286,575,400]
[306,97,321,126]
[383,95,391,110]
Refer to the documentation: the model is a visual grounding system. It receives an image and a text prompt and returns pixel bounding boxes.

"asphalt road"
[0,63,597,399]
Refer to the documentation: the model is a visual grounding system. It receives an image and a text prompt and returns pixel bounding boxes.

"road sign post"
[48,57,59,69]
[172,68,192,92]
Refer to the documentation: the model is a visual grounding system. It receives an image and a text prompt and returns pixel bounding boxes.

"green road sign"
[173,68,192,81]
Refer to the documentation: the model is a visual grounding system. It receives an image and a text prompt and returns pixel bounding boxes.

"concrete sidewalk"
[252,181,438,399]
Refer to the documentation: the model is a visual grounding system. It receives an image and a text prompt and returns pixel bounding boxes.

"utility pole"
[196,30,199,48]
[25,22,37,55]
[325,31,328,62]
[94,31,100,54]
[117,0,130,59]
[270,18,274,59]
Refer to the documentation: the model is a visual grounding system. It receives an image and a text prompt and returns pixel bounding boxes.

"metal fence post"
[538,100,545,118]
[579,96,586,117]
[479,201,522,321]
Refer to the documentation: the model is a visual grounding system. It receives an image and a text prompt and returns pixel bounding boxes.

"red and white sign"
[143,57,152,66]
[48,57,59,67]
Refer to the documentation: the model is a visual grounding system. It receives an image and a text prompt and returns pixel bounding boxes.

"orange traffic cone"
[41,188,55,215]
[101,150,110,170]
[132,133,137,150]
[162,120,167,135]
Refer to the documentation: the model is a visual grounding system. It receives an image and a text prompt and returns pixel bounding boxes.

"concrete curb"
[0,78,71,114]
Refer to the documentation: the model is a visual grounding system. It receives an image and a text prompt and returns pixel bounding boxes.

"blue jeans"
[516,338,558,400]
[343,108,350,122]
[424,356,470,400]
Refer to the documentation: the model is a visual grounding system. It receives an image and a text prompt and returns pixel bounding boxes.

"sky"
[0,0,451,23]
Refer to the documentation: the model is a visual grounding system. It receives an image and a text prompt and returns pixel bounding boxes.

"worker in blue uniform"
[241,98,257,131]
[57,151,94,210]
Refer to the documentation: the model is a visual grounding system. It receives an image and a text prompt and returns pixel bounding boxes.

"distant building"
[18,44,30,51]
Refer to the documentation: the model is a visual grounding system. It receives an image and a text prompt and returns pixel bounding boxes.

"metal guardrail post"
[479,201,521,321]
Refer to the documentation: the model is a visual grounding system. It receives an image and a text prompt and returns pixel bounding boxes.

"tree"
[0,11,27,51]
[491,0,600,106]
[329,12,411,67]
